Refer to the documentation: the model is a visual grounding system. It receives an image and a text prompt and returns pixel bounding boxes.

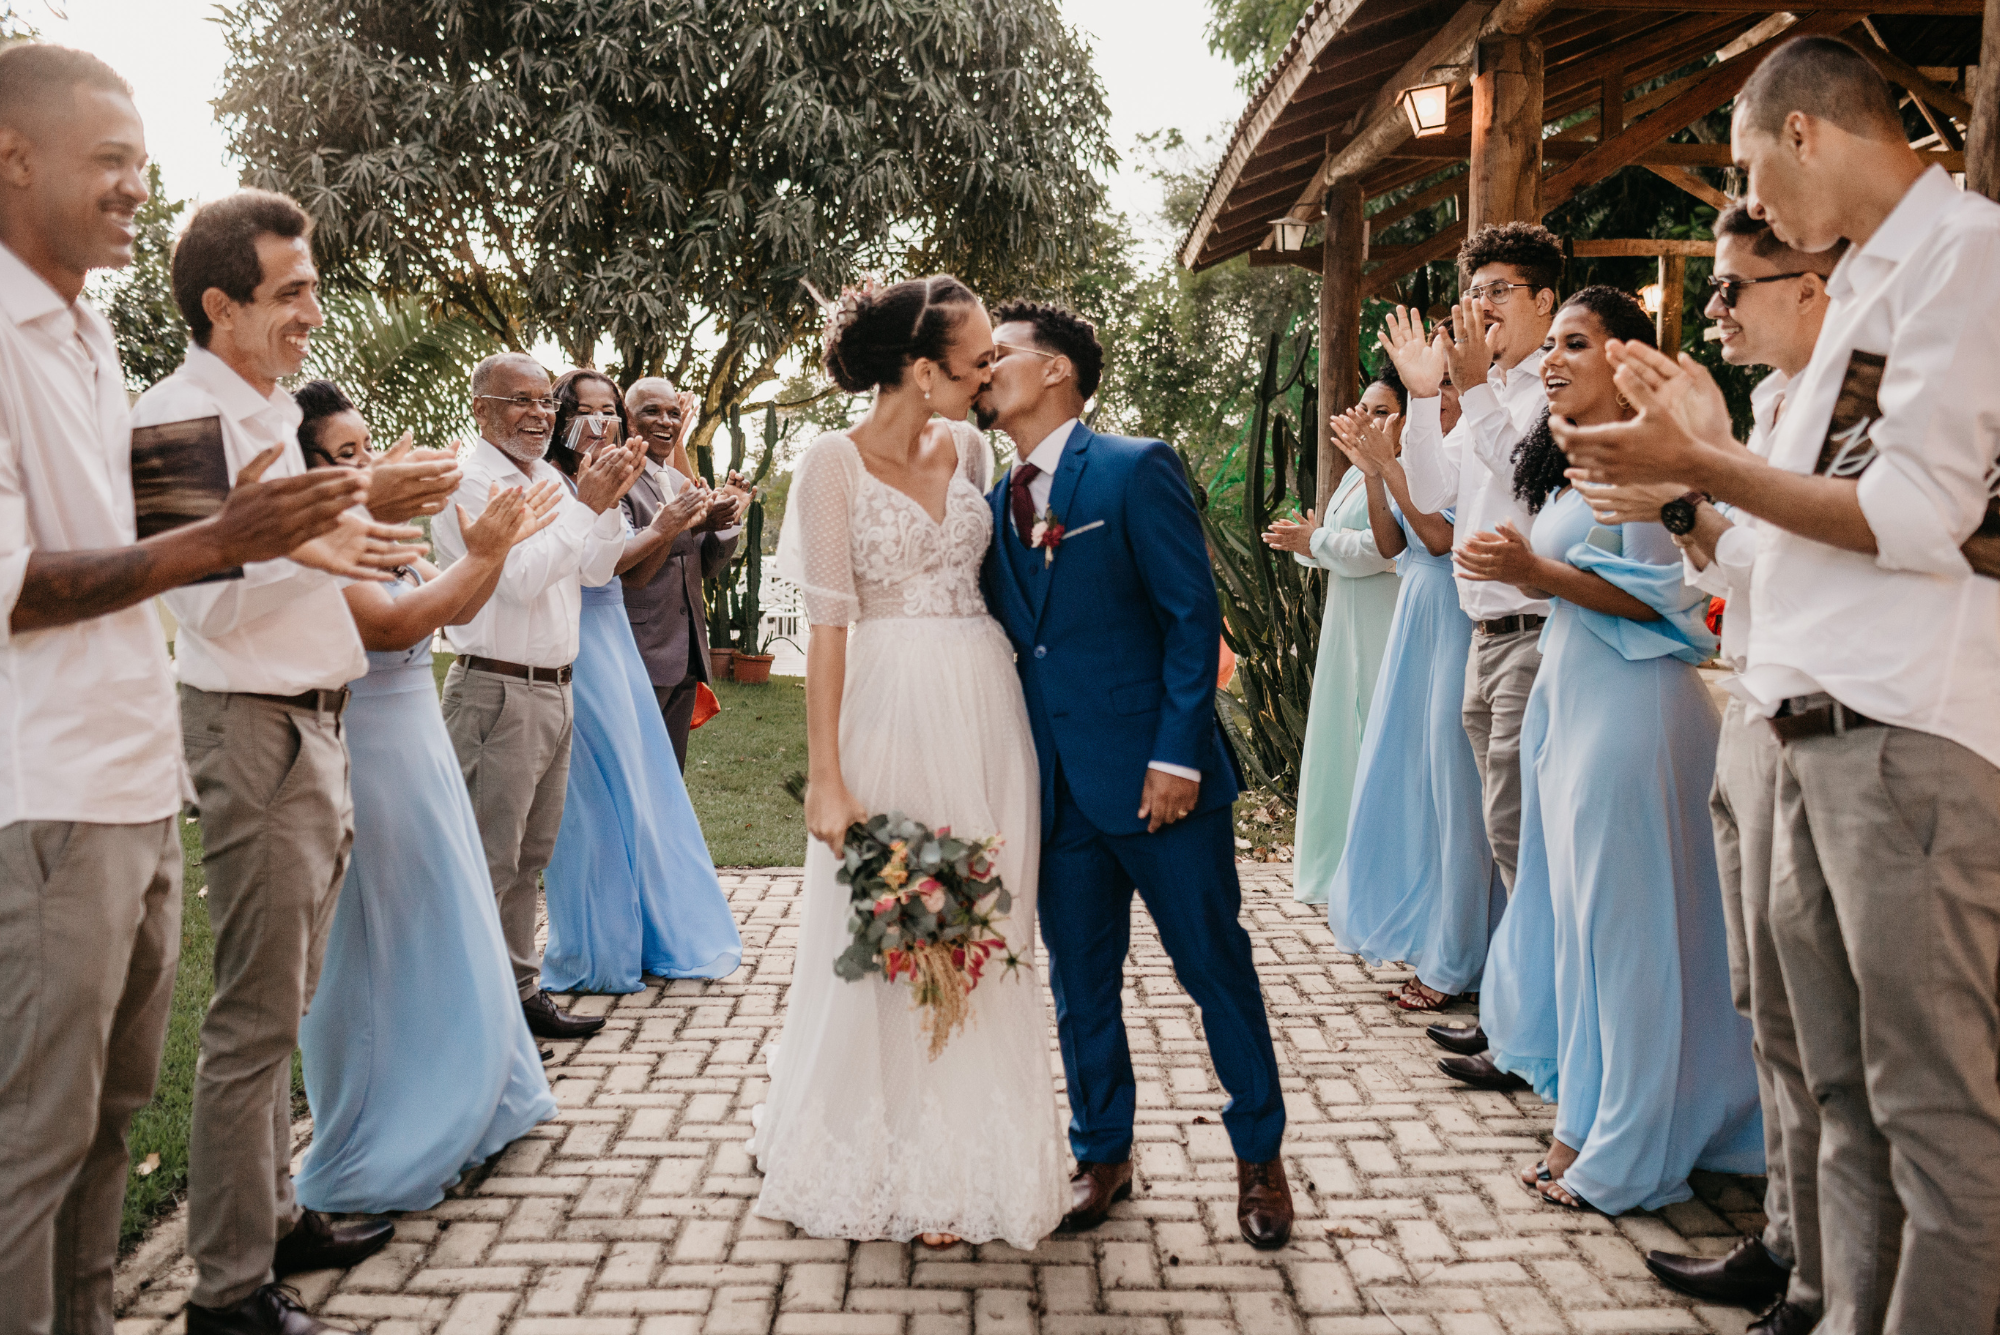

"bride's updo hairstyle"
[821,274,980,393]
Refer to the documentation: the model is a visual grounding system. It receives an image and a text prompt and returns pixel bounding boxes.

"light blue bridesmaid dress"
[1325,505,1505,995]
[541,570,742,994]
[1482,488,1762,1213]
[297,575,557,1213]
[1291,467,1400,904]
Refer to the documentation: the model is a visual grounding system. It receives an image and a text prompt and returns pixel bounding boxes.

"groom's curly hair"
[990,300,1104,400]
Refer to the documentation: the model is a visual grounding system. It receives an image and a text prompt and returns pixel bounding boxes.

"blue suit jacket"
[983,424,1239,838]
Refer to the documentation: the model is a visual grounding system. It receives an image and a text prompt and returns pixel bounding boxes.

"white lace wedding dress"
[749,421,1068,1247]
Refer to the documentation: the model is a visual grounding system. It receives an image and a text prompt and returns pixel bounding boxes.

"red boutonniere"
[1028,509,1104,567]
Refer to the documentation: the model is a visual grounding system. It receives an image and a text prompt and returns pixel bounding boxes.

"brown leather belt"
[243,687,351,717]
[460,654,573,685]
[1474,614,1545,638]
[1769,696,1883,743]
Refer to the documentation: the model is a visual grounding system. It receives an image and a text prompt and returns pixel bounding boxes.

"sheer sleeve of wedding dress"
[752,420,1068,1248]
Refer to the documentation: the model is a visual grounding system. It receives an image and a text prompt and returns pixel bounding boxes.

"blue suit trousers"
[1038,772,1286,1166]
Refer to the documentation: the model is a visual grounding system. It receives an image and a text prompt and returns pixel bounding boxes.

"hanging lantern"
[1639,283,1664,315]
[1268,217,1309,252]
[1399,81,1452,137]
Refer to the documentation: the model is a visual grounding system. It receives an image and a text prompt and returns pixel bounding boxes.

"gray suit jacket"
[620,466,740,688]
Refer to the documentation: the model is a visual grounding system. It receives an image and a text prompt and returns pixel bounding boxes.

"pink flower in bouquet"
[916,877,946,914]
[872,891,901,917]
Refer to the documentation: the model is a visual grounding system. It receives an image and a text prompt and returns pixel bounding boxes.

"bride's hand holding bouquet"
[806,770,869,856]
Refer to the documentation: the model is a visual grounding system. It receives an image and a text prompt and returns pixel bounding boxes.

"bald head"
[625,377,688,462]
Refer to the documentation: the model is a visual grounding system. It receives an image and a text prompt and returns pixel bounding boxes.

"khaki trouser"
[1461,625,1542,893]
[1710,701,1821,1315]
[441,662,573,999]
[181,688,353,1310]
[1768,712,2000,1335]
[0,818,181,1335]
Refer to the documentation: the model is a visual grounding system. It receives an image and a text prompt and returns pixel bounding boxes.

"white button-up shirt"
[145,346,366,695]
[434,438,625,667]
[0,243,185,825]
[1684,369,1788,673]
[1401,348,1551,620]
[1738,167,2000,769]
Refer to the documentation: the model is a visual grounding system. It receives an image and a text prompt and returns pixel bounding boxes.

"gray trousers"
[1461,625,1542,892]
[181,688,353,1310]
[441,662,573,1000]
[1710,701,1821,1315]
[1767,712,2000,1335]
[655,675,699,772]
[0,818,181,1335]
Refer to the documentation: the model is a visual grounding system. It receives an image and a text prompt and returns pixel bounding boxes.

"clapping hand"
[364,431,461,523]
[653,480,712,542]
[1377,306,1447,398]
[1558,344,1746,488]
[575,437,646,514]
[459,481,563,561]
[289,510,429,581]
[702,469,752,530]
[1454,521,1546,595]
[1441,293,1495,397]
[1262,508,1317,556]
[1579,480,1687,526]
[1330,406,1400,479]
[211,444,367,565]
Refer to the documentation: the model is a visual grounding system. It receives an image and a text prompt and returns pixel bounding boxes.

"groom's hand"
[1138,770,1200,834]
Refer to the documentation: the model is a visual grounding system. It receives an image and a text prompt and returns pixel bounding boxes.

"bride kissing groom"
[750,276,1290,1251]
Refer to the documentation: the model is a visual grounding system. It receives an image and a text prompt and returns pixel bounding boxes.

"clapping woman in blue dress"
[292,381,561,1213]
[1324,375,1505,1013]
[541,370,743,994]
[1455,289,1761,1215]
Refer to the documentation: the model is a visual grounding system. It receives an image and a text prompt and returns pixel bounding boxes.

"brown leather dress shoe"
[1643,1235,1790,1306]
[1747,1300,1818,1334]
[1436,1054,1529,1091]
[272,1210,394,1278]
[1424,1022,1487,1056]
[523,989,606,1040]
[1237,1157,1293,1249]
[1061,1160,1133,1231]
[186,1283,348,1335]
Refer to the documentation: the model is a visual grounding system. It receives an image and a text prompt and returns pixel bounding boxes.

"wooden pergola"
[1179,0,1999,504]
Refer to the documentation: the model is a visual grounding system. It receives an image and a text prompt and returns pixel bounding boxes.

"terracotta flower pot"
[732,652,775,685]
[708,647,735,682]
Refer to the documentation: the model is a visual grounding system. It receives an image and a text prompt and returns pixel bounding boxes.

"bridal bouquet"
[831,812,1017,1059]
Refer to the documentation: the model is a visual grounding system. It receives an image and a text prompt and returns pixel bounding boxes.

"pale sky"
[32,0,1249,245]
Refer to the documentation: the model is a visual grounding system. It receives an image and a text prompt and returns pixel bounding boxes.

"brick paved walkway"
[116,866,1771,1335]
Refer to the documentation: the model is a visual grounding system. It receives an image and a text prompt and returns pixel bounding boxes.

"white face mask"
[565,413,623,454]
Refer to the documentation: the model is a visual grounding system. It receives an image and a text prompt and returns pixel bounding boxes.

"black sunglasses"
[1706,272,1810,308]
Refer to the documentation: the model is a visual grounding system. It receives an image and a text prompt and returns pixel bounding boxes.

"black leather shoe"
[523,989,606,1040]
[273,1210,393,1278]
[1746,1299,1817,1334]
[1436,1054,1529,1091]
[1237,1157,1294,1249]
[186,1284,348,1335]
[1644,1235,1790,1307]
[1062,1160,1133,1232]
[1425,1022,1487,1056]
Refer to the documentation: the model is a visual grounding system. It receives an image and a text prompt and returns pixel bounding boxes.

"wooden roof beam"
[1537,8,1857,214]
[1852,19,1974,121]
[1548,0,1982,11]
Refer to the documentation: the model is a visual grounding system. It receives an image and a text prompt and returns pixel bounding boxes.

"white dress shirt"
[0,243,185,825]
[1682,369,1787,673]
[1400,348,1551,620]
[434,438,625,667]
[1012,416,1198,783]
[143,345,366,695]
[1738,167,2000,769]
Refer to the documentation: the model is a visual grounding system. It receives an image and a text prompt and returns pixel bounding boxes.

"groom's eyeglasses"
[995,342,1056,361]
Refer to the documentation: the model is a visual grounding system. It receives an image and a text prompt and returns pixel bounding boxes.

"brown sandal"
[1392,978,1457,1012]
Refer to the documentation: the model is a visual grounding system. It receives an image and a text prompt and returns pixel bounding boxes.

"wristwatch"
[1659,490,1709,536]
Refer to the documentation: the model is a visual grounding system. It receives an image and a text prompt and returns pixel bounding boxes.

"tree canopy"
[218,0,1114,457]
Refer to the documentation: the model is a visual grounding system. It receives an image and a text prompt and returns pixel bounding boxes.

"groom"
[975,300,1292,1248]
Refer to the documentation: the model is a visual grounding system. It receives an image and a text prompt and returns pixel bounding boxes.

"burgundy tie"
[1010,463,1041,546]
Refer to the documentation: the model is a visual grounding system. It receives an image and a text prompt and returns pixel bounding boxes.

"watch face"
[1661,497,1697,535]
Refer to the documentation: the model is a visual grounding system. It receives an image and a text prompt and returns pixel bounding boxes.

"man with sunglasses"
[1559,37,2000,1335]
[434,353,644,1042]
[1579,202,1838,1335]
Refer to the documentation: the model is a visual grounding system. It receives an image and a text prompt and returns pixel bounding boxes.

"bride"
[749,275,1068,1248]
